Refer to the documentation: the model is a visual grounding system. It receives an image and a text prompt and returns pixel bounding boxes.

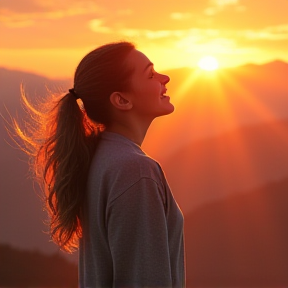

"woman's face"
[124,49,174,120]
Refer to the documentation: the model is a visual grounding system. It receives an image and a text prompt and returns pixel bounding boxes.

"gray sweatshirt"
[79,132,185,288]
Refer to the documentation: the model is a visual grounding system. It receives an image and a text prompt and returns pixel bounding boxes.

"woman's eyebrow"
[143,62,153,72]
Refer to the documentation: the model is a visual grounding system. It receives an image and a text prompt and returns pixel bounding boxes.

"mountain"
[0,68,72,255]
[0,243,77,287]
[185,177,288,287]
[142,60,288,158]
[0,67,71,114]
[162,120,288,214]
[1,177,287,287]
[0,62,287,255]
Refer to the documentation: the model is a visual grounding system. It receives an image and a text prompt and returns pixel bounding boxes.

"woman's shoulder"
[108,144,161,180]
[87,133,168,205]
[90,132,163,183]
[106,152,166,205]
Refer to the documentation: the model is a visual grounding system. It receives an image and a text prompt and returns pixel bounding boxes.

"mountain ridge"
[1,60,287,261]
[162,120,288,213]
[0,243,78,286]
[185,177,288,287]
[1,59,287,82]
[1,176,287,286]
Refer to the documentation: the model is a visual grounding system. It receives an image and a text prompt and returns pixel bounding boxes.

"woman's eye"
[149,70,155,78]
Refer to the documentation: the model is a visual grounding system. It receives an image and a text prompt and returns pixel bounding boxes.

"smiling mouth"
[160,88,168,99]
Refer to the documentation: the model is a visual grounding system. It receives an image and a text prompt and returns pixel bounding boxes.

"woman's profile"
[16,42,185,287]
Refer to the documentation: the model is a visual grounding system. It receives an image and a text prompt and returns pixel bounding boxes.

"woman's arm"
[107,177,172,287]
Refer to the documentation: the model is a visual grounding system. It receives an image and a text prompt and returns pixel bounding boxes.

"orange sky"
[1,0,288,78]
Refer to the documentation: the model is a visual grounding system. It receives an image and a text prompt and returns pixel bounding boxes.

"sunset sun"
[198,56,219,71]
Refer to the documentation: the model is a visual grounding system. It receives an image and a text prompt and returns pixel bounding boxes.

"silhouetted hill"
[1,176,287,287]
[143,60,288,157]
[0,67,71,114]
[162,120,288,213]
[240,60,288,75]
[185,177,288,287]
[0,68,72,255]
[0,243,77,287]
[0,63,287,256]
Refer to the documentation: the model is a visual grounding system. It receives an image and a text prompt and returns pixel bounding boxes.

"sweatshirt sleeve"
[107,177,172,288]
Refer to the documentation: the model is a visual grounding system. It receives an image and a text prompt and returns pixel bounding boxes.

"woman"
[18,42,185,287]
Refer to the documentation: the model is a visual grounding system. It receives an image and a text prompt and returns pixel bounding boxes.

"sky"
[1,0,288,78]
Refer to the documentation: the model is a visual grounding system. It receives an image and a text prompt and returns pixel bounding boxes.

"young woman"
[18,42,185,287]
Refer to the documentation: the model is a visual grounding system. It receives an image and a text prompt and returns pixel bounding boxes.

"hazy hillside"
[143,60,288,158]
[162,120,288,213]
[0,244,77,287]
[0,67,71,114]
[1,177,287,287]
[185,177,288,287]
[0,62,287,256]
[0,68,72,254]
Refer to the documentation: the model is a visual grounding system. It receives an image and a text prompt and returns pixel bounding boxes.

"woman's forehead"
[126,49,152,71]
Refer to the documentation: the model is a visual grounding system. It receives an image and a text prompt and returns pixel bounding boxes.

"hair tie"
[69,88,80,100]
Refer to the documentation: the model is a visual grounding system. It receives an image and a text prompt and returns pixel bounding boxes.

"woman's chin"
[158,102,175,117]
[167,103,175,114]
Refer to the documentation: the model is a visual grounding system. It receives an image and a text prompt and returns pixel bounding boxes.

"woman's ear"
[110,92,133,110]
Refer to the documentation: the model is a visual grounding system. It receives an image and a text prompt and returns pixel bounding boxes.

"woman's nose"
[160,73,170,85]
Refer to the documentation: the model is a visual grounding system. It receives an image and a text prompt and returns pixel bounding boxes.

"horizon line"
[1,58,287,80]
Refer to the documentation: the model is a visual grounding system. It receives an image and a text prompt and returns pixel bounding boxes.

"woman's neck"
[106,117,153,146]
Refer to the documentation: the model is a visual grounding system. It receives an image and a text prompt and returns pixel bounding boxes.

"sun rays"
[158,63,288,204]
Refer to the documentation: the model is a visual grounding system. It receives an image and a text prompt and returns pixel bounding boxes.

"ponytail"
[14,41,135,253]
[15,89,99,252]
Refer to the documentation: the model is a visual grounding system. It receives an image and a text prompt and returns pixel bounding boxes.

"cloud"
[170,12,192,20]
[0,9,34,27]
[204,0,245,15]
[85,15,288,49]
[2,19,34,28]
[114,23,288,58]
[33,0,99,12]
[0,0,100,27]
[204,7,219,16]
[115,27,194,40]
[176,35,235,55]
[0,0,43,13]
[117,28,182,39]
[210,0,239,6]
[242,24,288,41]
[114,26,221,42]
[88,19,112,34]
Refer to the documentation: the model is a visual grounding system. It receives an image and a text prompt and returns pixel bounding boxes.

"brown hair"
[15,42,135,252]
